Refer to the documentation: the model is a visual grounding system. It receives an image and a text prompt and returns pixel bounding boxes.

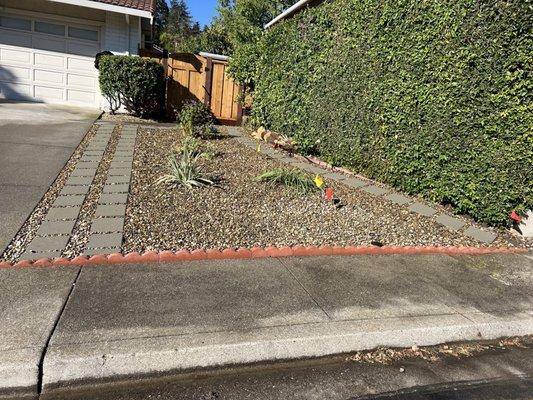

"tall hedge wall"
[245,0,532,226]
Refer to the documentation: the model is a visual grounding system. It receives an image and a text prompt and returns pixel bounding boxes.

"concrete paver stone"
[66,176,94,186]
[98,193,129,205]
[362,185,389,196]
[70,169,96,178]
[343,177,368,188]
[86,233,123,249]
[464,226,497,244]
[76,162,99,169]
[26,235,70,252]
[436,214,466,231]
[94,204,127,217]
[107,168,132,176]
[53,195,86,207]
[60,185,90,196]
[103,184,129,194]
[45,207,81,221]
[385,193,411,205]
[91,217,125,233]
[106,175,131,184]
[408,202,438,217]
[36,220,76,237]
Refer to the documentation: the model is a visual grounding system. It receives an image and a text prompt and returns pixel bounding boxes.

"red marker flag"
[325,187,334,202]
[510,210,522,223]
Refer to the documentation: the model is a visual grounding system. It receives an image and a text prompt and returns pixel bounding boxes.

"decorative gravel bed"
[122,127,517,253]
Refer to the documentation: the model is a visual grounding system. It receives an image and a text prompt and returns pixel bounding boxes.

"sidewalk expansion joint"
[277,257,332,320]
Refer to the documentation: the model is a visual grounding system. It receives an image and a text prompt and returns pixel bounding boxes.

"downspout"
[264,0,314,29]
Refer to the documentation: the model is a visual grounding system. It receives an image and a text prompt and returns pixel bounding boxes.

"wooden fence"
[141,50,243,125]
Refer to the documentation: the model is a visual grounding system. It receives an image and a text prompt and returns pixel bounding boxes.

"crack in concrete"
[37,266,83,397]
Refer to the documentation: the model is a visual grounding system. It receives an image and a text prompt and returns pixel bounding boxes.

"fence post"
[204,57,213,108]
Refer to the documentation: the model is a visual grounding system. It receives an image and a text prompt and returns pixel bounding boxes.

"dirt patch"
[347,336,531,365]
[100,112,164,125]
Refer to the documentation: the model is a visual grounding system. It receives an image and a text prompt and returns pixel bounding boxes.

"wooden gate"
[141,51,242,125]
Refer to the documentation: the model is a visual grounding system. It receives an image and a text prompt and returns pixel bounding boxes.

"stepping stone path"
[229,127,498,245]
[85,124,136,256]
[20,124,139,260]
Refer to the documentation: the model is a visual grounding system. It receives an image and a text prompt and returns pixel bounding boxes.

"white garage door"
[0,13,101,107]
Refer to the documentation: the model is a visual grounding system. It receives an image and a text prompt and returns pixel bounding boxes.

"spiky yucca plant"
[156,150,214,189]
[254,168,318,195]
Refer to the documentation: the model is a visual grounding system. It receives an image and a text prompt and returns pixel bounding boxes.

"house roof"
[90,0,154,13]
[47,0,154,18]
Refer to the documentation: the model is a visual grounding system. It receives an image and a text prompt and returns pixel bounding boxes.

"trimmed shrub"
[99,55,165,117]
[237,0,532,226]
[178,100,215,137]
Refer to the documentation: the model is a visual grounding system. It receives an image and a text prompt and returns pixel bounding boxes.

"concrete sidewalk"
[1,253,532,399]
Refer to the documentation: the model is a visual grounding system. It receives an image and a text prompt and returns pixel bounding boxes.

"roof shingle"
[90,0,154,13]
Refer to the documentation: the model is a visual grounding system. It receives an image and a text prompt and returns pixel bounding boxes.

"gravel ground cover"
[123,127,518,253]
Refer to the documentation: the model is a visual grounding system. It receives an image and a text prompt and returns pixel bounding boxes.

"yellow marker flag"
[314,175,324,189]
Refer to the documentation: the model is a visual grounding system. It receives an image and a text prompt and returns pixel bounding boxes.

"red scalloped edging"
[0,246,528,269]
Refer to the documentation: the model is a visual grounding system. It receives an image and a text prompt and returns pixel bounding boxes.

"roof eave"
[46,0,153,20]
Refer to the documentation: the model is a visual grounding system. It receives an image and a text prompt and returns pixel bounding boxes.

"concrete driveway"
[0,102,100,255]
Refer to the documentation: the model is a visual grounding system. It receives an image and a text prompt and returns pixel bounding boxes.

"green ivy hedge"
[99,55,165,117]
[240,0,532,226]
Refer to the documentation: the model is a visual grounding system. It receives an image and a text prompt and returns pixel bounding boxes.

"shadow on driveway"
[0,102,100,254]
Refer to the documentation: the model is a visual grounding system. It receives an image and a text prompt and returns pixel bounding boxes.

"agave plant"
[156,150,214,189]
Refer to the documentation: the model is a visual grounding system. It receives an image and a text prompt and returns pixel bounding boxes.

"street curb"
[0,245,528,269]
[42,314,533,393]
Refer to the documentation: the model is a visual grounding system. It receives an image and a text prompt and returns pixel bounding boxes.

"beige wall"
[104,12,140,55]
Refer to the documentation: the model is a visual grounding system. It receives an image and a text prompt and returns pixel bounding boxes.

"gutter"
[264,0,314,29]
[199,52,230,62]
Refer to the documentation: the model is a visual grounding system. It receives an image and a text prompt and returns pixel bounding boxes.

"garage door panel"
[0,29,32,47]
[32,36,67,53]
[0,82,32,99]
[67,57,95,73]
[67,41,98,57]
[34,69,64,85]
[0,65,31,82]
[0,47,31,64]
[67,73,95,88]
[67,89,95,103]
[34,52,65,69]
[0,14,100,107]
[35,85,64,101]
